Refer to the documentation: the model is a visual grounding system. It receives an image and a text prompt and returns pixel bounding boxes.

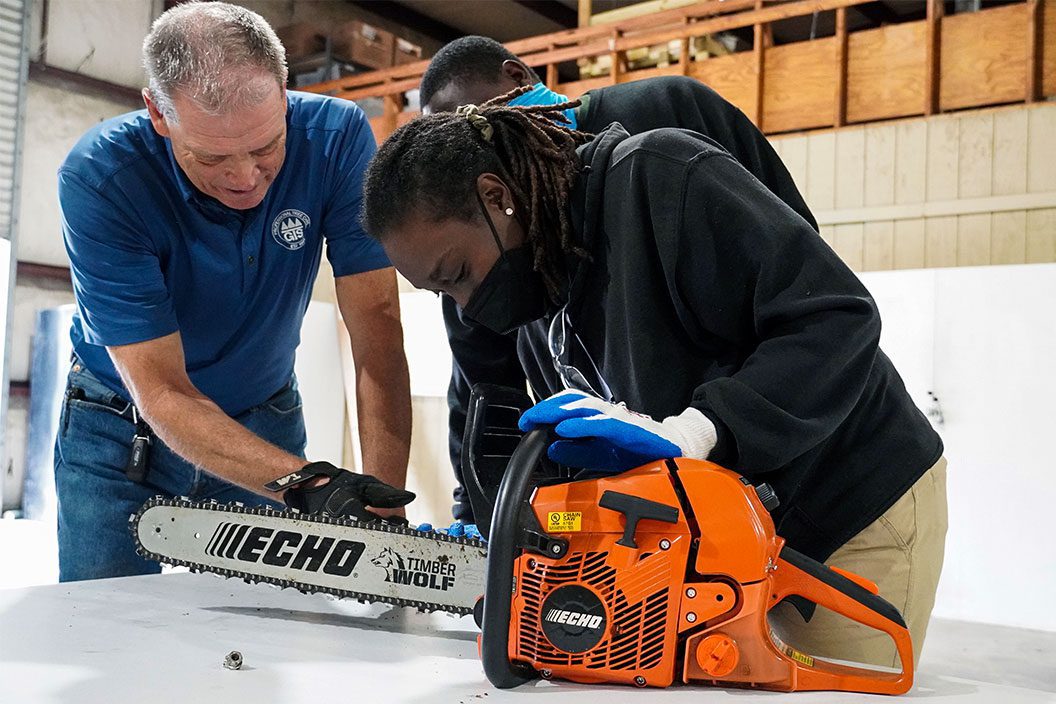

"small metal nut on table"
[223,651,243,670]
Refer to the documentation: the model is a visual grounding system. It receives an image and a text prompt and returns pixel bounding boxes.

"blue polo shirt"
[58,91,389,415]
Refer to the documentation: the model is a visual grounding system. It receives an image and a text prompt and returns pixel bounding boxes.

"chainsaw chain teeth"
[129,496,485,617]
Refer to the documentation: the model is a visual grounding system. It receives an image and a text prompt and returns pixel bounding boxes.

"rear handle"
[769,546,914,695]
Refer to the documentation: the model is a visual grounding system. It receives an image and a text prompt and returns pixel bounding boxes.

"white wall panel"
[294,301,345,466]
[930,264,1056,631]
[18,81,135,266]
[860,263,1056,632]
[44,0,159,89]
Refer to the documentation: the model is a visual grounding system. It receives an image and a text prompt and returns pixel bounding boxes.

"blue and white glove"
[415,521,482,540]
[518,389,717,473]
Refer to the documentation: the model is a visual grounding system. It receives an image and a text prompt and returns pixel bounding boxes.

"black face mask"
[461,195,548,335]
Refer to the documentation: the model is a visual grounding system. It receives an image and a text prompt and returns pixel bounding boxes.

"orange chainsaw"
[467,385,914,694]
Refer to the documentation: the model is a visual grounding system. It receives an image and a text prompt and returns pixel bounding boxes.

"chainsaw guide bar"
[130,497,488,616]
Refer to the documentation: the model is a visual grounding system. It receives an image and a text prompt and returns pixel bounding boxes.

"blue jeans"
[54,359,306,582]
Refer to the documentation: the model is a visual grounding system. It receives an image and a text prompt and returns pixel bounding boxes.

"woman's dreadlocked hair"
[362,85,593,299]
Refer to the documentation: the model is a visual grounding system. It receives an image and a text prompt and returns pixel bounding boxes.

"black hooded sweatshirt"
[446,77,818,519]
[446,85,942,562]
[522,124,940,561]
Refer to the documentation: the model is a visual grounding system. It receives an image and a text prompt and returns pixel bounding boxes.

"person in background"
[361,93,946,668]
[55,2,413,582]
[417,36,817,532]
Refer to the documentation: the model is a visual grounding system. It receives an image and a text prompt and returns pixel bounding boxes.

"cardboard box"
[393,38,423,66]
[332,20,394,70]
[276,23,327,62]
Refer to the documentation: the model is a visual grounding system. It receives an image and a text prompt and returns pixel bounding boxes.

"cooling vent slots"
[517,551,674,672]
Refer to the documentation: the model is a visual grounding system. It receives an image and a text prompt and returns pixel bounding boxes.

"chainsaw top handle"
[480,428,549,689]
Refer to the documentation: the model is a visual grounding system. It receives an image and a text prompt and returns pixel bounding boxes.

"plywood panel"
[954,112,992,200]
[778,135,809,197]
[1026,105,1056,193]
[941,4,1027,111]
[926,116,960,201]
[992,109,1029,196]
[864,124,896,207]
[846,22,925,124]
[925,215,958,267]
[835,129,865,208]
[957,113,993,199]
[691,53,757,122]
[863,221,895,271]
[1025,208,1056,263]
[1043,0,1051,97]
[1044,0,1056,98]
[895,120,927,204]
[894,218,927,269]
[833,223,864,271]
[956,213,992,266]
[762,38,836,134]
[806,132,836,211]
[990,210,1027,265]
[556,75,612,99]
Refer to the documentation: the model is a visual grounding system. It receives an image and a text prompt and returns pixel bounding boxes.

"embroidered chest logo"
[271,209,311,250]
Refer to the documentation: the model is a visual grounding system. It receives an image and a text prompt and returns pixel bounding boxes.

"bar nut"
[223,650,243,670]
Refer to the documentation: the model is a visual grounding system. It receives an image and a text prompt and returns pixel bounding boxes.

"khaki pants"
[769,457,948,669]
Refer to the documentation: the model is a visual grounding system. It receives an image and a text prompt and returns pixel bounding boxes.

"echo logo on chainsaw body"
[372,547,457,591]
[540,585,608,653]
[205,522,364,577]
[544,609,604,629]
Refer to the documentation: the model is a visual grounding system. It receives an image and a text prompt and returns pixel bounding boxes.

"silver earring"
[504,207,514,216]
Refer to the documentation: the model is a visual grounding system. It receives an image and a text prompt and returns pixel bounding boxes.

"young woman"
[362,89,946,669]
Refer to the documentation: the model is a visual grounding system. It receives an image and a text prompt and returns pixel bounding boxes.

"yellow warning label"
[785,647,815,668]
[547,511,582,532]
[769,628,815,668]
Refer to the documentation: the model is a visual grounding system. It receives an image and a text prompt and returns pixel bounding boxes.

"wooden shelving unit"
[301,0,1055,144]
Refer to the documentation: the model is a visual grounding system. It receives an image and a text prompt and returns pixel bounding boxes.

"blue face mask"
[507,82,578,130]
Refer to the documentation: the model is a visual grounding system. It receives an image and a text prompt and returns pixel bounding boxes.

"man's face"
[425,78,515,115]
[146,79,287,210]
[380,197,523,308]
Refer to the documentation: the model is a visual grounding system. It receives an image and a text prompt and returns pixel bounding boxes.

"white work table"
[0,573,1053,704]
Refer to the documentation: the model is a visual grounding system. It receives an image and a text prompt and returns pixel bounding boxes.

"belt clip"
[125,406,153,484]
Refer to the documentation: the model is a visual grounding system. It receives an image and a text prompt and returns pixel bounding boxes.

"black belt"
[66,386,137,421]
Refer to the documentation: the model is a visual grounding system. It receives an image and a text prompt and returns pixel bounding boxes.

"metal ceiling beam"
[27,62,142,107]
[512,1,579,29]
[346,1,463,43]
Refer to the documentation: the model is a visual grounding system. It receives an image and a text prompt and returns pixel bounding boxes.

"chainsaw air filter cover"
[539,584,608,653]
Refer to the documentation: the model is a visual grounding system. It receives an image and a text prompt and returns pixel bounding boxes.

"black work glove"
[264,462,415,523]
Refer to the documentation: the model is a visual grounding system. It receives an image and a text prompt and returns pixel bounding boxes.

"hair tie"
[456,103,493,143]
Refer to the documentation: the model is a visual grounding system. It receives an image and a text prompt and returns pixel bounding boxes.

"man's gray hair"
[143,2,288,121]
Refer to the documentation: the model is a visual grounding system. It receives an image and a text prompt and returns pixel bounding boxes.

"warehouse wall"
[40,0,159,89]
[770,101,1056,271]
[3,79,139,510]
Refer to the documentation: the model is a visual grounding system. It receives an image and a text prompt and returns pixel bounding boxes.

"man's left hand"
[518,390,717,473]
[268,462,415,522]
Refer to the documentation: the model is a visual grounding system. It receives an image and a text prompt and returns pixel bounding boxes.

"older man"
[55,2,412,582]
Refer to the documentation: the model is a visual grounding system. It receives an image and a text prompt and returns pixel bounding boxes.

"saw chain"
[130,497,488,616]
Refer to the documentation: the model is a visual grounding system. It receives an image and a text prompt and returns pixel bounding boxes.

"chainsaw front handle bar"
[480,428,549,689]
